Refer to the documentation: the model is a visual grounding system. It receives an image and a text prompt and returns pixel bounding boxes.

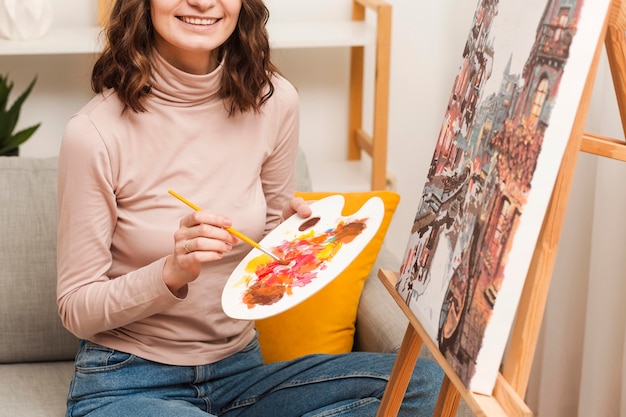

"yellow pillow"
[255,190,400,363]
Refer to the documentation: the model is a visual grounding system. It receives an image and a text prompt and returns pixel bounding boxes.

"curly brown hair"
[92,0,279,115]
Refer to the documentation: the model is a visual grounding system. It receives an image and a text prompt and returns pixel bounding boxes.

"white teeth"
[180,17,217,26]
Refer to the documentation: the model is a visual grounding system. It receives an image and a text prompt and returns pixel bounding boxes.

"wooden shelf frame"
[348,0,392,190]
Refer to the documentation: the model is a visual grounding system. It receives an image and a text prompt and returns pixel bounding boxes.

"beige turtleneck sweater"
[56,53,299,366]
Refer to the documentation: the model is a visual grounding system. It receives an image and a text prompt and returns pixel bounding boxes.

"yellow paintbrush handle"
[224,227,258,249]
[168,189,202,211]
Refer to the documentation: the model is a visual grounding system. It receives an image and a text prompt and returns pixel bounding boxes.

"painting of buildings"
[396,0,610,394]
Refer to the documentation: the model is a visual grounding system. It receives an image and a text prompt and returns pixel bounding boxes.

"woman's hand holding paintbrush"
[161,191,239,295]
[167,190,309,265]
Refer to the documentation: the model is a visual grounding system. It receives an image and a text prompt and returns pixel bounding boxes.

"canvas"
[396,0,610,395]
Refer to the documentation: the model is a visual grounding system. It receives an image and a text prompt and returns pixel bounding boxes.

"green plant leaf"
[0,123,40,155]
[0,74,14,114]
[0,75,39,151]
[3,77,37,138]
[0,103,19,140]
[9,76,37,116]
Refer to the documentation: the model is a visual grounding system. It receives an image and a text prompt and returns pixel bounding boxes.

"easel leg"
[433,375,461,417]
[376,324,424,417]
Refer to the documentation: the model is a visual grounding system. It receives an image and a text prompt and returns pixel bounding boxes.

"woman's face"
[150,0,243,74]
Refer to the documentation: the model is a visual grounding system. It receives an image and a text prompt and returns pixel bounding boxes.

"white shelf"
[268,21,375,49]
[0,21,375,56]
[0,27,103,55]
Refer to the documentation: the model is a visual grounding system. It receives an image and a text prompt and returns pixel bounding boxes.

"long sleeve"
[56,113,182,340]
[261,77,300,234]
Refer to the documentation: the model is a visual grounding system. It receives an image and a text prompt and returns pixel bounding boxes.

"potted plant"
[0,74,41,156]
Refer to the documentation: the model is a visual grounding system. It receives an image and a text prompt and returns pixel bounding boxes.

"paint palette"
[222,195,385,320]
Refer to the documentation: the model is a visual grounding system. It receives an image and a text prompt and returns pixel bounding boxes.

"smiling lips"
[179,16,218,26]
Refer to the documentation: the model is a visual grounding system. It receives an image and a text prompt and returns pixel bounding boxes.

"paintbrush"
[168,189,289,265]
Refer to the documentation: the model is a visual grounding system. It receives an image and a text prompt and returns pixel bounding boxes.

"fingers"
[164,212,238,295]
[180,235,233,257]
[294,197,313,217]
[282,197,312,221]
[177,211,237,256]
[179,210,232,230]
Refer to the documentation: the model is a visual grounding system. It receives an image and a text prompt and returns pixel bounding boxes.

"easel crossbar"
[581,132,626,161]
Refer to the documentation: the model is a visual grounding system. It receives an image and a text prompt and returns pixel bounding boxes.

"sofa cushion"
[294,147,313,192]
[0,157,78,363]
[353,245,407,353]
[255,190,400,363]
[0,361,73,416]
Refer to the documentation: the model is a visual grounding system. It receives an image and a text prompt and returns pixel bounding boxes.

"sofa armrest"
[353,245,408,353]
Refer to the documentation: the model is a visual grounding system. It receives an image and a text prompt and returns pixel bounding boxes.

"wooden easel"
[375,0,626,415]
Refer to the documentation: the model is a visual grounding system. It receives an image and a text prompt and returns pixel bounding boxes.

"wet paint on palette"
[240,218,368,308]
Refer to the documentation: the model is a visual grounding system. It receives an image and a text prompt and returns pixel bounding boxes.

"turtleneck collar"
[149,51,223,107]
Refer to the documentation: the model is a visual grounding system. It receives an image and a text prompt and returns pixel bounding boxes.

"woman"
[57,0,443,415]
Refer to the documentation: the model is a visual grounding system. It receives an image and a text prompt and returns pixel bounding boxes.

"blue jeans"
[66,336,443,417]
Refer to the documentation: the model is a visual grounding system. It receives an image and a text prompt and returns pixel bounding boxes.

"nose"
[187,0,217,9]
